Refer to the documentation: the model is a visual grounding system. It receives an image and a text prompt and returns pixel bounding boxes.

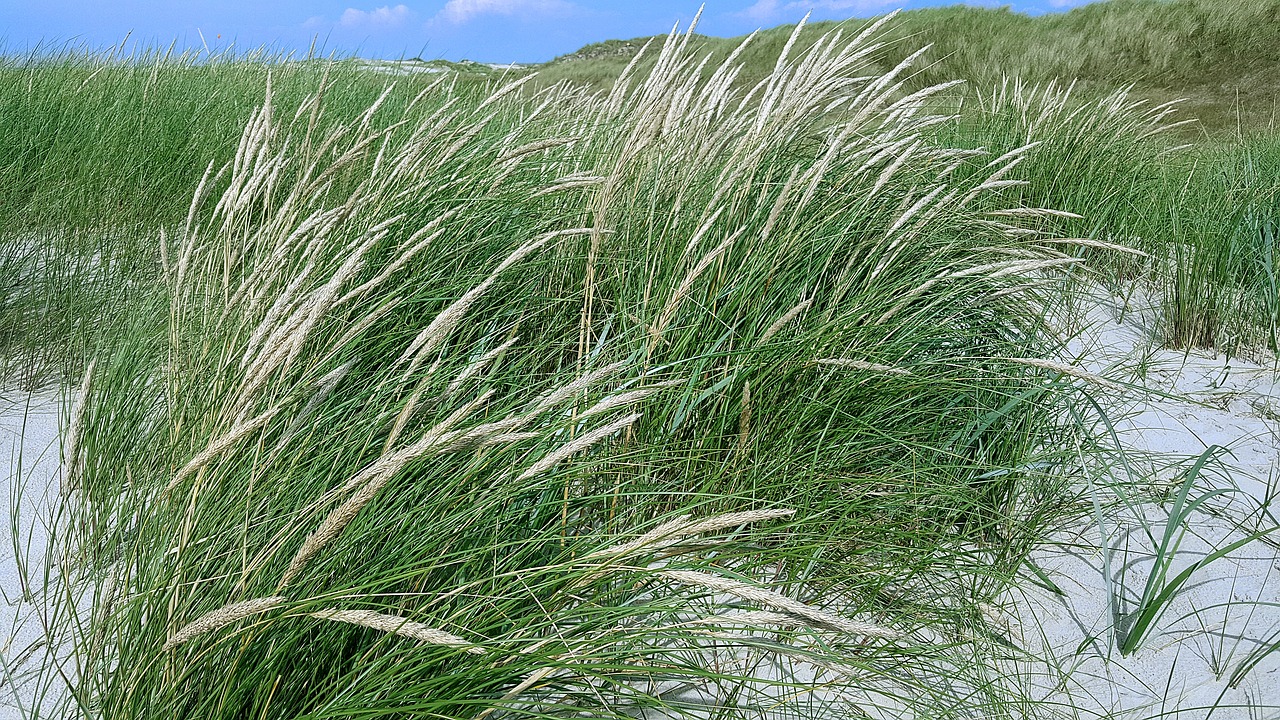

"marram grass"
[7,14,1198,720]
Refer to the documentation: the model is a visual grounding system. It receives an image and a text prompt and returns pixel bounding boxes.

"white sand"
[1000,284,1280,717]
[1,389,63,720]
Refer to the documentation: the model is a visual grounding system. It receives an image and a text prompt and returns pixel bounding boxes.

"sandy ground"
[0,389,62,720]
[1000,284,1280,718]
[0,284,1277,718]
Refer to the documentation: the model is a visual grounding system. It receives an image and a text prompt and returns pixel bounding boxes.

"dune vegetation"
[0,2,1277,719]
[541,0,1280,137]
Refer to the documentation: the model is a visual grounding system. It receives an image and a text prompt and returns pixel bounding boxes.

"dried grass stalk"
[533,175,605,196]
[61,358,95,497]
[760,298,811,342]
[281,361,354,440]
[280,391,496,587]
[473,665,561,720]
[589,508,795,560]
[516,413,640,481]
[813,358,911,376]
[163,406,281,496]
[496,137,578,164]
[446,336,519,397]
[384,380,429,452]
[681,206,726,256]
[578,379,682,421]
[652,230,741,342]
[532,361,628,413]
[874,257,1084,326]
[338,210,459,306]
[1036,237,1149,257]
[163,596,288,651]
[1006,357,1129,393]
[658,570,899,638]
[396,230,584,378]
[310,609,484,654]
[689,610,808,629]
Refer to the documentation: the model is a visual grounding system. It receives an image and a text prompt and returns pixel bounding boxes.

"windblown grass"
[14,16,1110,719]
[1158,136,1280,352]
[933,79,1280,354]
[4,4,1279,719]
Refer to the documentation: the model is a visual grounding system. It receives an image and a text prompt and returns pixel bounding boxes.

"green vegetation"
[0,2,1277,719]
[541,0,1280,137]
[0,49,492,231]
[1109,447,1279,655]
[933,80,1280,351]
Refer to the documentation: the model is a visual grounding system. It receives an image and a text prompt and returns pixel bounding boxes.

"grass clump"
[929,77,1280,355]
[1157,136,1280,352]
[16,16,1106,720]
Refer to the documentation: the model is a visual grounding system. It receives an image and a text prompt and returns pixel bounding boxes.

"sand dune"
[2,286,1277,717]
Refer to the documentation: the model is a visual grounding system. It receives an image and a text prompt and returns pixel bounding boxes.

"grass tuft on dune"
[23,17,1102,719]
[1,4,1277,719]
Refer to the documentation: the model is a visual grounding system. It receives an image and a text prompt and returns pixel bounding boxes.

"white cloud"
[738,0,897,24]
[739,0,781,22]
[435,0,573,25]
[338,4,413,29]
[1047,0,1092,7]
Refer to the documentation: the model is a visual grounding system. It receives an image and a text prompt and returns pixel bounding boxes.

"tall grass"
[4,6,1278,370]
[539,0,1280,137]
[940,78,1189,249]
[0,48,512,380]
[933,79,1280,354]
[18,16,1106,719]
[0,46,495,231]
[536,1,1280,356]
[1159,137,1280,352]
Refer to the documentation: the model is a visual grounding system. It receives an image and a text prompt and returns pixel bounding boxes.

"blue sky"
[5,1,1096,63]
